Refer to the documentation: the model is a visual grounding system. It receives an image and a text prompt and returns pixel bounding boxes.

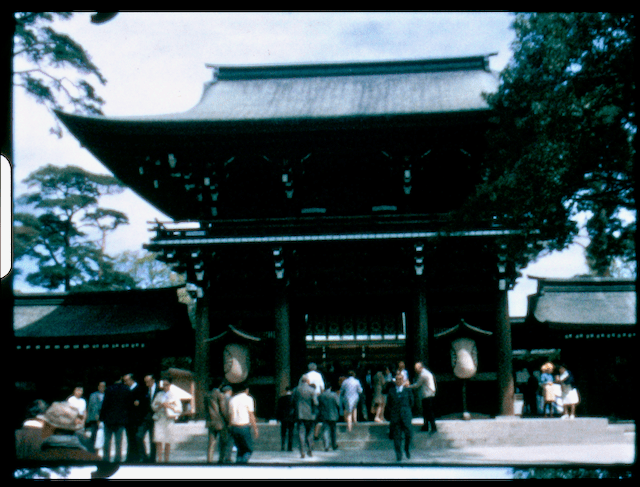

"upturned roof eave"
[55,106,493,134]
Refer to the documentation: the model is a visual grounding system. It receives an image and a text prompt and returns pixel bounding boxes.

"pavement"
[88,441,637,480]
[24,418,635,479]
[104,419,636,479]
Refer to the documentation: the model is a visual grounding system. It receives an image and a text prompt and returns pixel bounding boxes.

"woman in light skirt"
[556,364,580,419]
[152,378,183,462]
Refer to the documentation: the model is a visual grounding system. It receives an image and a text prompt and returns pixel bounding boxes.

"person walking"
[99,376,131,463]
[386,372,414,462]
[276,386,296,452]
[86,381,106,453]
[318,382,341,451]
[228,383,259,464]
[205,384,233,463]
[556,364,580,419]
[136,374,158,463]
[303,362,325,394]
[303,362,325,440]
[522,368,539,416]
[340,370,363,432]
[293,375,319,458]
[371,369,388,423]
[396,361,409,384]
[123,373,146,462]
[540,362,557,418]
[406,362,437,433]
[151,378,183,463]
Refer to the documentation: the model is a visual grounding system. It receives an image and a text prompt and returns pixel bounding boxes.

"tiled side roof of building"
[529,277,636,326]
[14,287,191,338]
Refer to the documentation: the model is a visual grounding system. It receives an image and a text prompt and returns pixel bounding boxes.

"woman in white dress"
[152,378,183,463]
[555,364,580,419]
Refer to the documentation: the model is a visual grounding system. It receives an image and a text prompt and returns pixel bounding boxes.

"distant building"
[13,286,194,427]
[513,277,636,419]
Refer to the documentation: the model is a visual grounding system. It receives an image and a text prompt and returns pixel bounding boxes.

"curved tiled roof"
[57,55,498,126]
[178,58,498,122]
[528,277,636,327]
[14,286,192,339]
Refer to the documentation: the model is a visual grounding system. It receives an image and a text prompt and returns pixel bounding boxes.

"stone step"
[172,417,635,454]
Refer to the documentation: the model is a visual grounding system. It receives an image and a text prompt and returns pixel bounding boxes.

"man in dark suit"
[386,372,414,461]
[276,386,296,452]
[292,375,319,458]
[123,373,147,462]
[318,382,341,451]
[99,376,131,463]
[135,374,158,462]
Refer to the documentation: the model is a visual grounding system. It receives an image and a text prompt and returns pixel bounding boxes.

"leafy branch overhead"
[13,12,107,136]
[462,12,635,276]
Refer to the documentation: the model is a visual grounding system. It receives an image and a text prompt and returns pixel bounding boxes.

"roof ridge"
[206,54,497,81]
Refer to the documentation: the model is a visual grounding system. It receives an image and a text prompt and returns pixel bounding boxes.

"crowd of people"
[202,360,439,464]
[271,361,438,462]
[516,361,580,419]
[14,361,438,464]
[16,359,579,464]
[15,372,186,464]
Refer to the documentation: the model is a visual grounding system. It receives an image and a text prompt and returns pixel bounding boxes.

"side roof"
[14,286,192,339]
[527,277,637,327]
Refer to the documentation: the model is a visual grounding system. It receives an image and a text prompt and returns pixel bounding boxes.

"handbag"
[543,383,556,402]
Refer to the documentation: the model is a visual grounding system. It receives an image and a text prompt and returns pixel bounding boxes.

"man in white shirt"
[303,363,325,439]
[407,362,437,433]
[303,362,325,394]
[228,384,259,463]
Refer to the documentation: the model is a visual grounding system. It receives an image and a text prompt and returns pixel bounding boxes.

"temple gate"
[57,55,519,419]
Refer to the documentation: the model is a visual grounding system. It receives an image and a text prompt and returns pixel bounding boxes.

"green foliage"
[114,250,187,289]
[463,13,635,276]
[14,165,135,292]
[13,12,107,136]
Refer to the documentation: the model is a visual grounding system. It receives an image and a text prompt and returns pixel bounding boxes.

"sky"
[9,11,592,314]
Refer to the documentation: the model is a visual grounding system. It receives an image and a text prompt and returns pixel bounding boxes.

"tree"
[463,13,635,276]
[14,164,136,292]
[114,250,187,289]
[113,250,196,324]
[13,12,107,136]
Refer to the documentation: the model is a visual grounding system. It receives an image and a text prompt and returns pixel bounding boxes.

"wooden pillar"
[273,247,292,408]
[410,242,429,367]
[193,284,211,420]
[496,249,514,416]
[412,285,429,367]
[274,288,291,400]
